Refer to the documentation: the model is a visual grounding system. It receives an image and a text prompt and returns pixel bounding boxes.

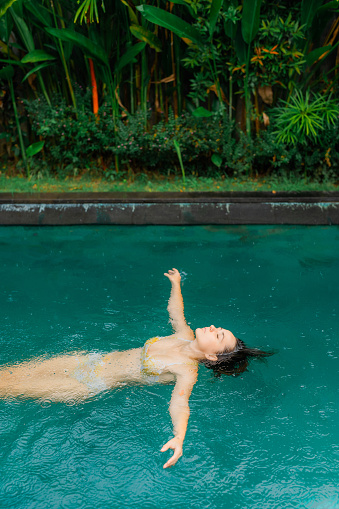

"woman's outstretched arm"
[164,268,193,337]
[161,368,197,468]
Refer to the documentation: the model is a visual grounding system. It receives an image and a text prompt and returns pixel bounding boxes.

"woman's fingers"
[163,448,182,469]
[164,268,180,280]
[161,438,183,468]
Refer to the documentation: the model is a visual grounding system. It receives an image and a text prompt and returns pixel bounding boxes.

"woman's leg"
[0,354,91,402]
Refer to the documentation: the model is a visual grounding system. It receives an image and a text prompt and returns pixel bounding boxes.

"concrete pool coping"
[0,192,338,225]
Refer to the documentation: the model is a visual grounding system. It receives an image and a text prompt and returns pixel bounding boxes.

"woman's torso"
[102,335,197,387]
[0,335,196,400]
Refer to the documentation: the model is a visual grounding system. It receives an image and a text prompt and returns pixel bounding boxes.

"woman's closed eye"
[217,332,224,342]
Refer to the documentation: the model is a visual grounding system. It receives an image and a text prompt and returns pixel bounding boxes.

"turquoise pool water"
[0,225,338,509]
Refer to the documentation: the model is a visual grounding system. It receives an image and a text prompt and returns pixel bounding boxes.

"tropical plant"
[272,90,339,145]
[295,0,339,95]
[25,140,44,177]
[1,0,339,178]
[0,63,28,170]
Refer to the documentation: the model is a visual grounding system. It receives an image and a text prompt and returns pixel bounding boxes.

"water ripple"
[0,225,338,508]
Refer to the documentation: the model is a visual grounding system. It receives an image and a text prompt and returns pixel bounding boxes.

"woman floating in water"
[0,268,272,468]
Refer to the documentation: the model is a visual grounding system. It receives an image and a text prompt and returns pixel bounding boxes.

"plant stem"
[89,58,99,115]
[37,73,51,106]
[141,48,147,127]
[130,62,134,115]
[209,50,224,114]
[174,34,182,115]
[114,154,119,173]
[254,88,260,136]
[8,77,28,175]
[244,38,251,135]
[51,0,77,112]
[229,75,233,121]
[169,3,178,117]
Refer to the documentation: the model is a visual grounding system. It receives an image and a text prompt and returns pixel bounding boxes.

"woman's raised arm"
[161,368,197,468]
[164,268,193,338]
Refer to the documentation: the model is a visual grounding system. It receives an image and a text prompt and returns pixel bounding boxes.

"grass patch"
[0,171,338,193]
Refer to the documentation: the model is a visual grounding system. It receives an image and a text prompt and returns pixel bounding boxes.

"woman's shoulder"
[168,363,198,383]
[170,327,195,342]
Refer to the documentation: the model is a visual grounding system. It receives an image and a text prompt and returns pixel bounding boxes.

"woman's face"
[195,325,237,359]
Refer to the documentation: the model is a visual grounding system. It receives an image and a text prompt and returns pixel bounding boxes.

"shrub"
[24,91,339,180]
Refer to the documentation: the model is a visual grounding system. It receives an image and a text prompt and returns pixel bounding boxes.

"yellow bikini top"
[141,336,197,379]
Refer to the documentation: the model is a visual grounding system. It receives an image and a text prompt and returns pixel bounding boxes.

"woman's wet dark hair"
[199,338,274,377]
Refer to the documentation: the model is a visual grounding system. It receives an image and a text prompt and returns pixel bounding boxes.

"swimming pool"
[0,225,338,508]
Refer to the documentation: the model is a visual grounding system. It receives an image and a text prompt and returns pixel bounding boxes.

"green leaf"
[0,64,14,80]
[74,0,104,24]
[305,45,331,67]
[272,90,338,145]
[241,0,263,44]
[9,0,22,17]
[0,58,24,65]
[173,139,186,185]
[0,0,17,18]
[192,106,214,118]
[0,0,18,18]
[9,6,34,52]
[301,0,324,29]
[120,0,139,26]
[224,0,239,39]
[45,27,109,66]
[167,0,197,19]
[209,0,223,37]
[0,132,11,140]
[166,0,187,4]
[74,0,91,25]
[26,140,45,158]
[234,23,248,64]
[211,153,222,167]
[22,61,53,82]
[25,0,52,27]
[21,49,56,63]
[129,25,162,52]
[224,18,237,39]
[115,42,146,73]
[136,5,205,47]
[316,1,339,16]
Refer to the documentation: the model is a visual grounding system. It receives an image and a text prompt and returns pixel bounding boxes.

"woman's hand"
[161,436,183,469]
[164,268,181,285]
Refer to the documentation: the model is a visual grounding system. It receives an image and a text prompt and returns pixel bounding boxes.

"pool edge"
[0,192,338,225]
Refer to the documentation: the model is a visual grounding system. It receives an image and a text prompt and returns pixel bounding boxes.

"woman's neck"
[180,339,203,361]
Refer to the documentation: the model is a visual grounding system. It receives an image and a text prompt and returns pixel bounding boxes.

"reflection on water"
[299,256,337,268]
[0,225,338,509]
